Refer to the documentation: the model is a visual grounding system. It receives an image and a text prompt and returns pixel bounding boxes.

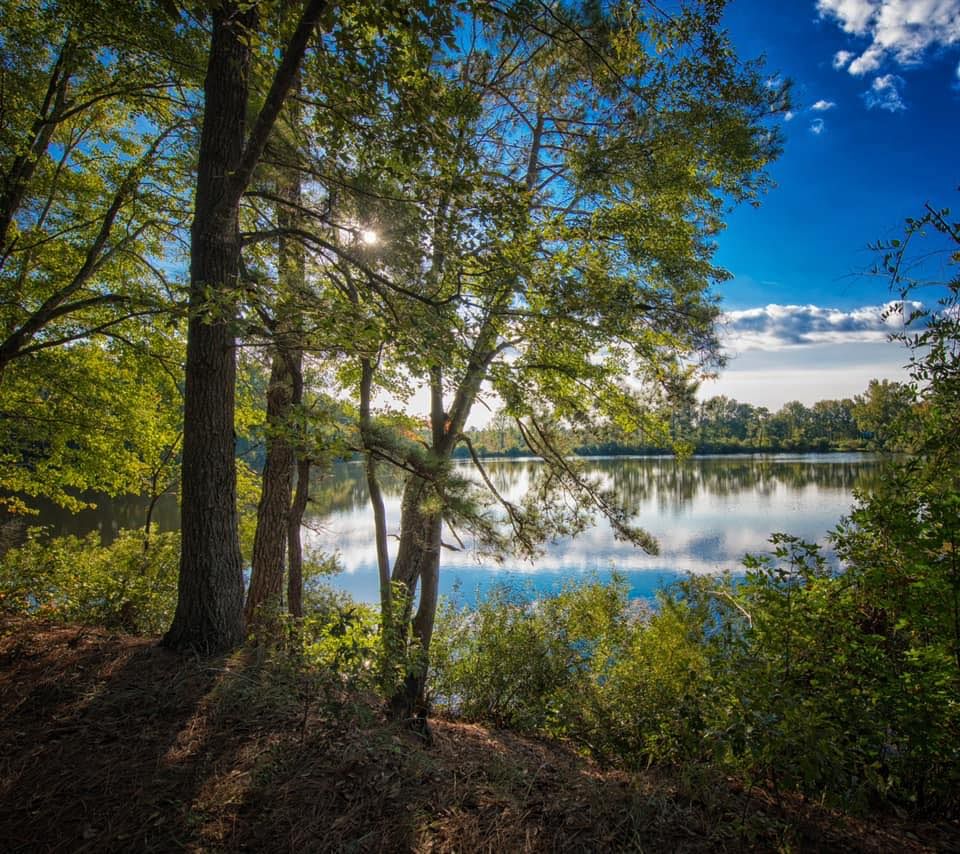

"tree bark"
[385,344,499,722]
[287,455,310,619]
[163,4,254,653]
[360,358,392,622]
[244,79,304,629]
[387,477,442,730]
[244,350,296,627]
[164,0,324,653]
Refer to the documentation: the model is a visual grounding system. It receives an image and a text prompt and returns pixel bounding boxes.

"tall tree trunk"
[244,351,296,626]
[163,5,254,653]
[244,116,304,627]
[360,357,392,622]
[386,473,442,730]
[385,344,499,723]
[164,0,324,653]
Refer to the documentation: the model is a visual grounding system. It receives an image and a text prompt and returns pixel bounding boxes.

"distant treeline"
[454,379,913,459]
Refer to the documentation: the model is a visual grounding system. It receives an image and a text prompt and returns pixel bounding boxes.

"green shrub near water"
[430,578,725,766]
[429,522,960,815]
[0,528,180,634]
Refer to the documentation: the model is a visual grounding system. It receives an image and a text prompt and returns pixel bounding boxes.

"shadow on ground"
[1,619,957,853]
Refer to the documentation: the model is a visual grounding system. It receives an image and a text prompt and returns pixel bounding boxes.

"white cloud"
[833,49,856,68]
[818,0,877,35]
[811,99,837,110]
[784,110,796,121]
[818,0,960,75]
[810,117,826,133]
[848,43,885,74]
[720,301,921,351]
[863,72,907,109]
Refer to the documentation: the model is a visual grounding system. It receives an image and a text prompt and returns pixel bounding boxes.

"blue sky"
[702,0,960,407]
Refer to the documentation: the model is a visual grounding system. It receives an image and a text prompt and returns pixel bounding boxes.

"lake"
[305,453,883,606]
[17,453,884,607]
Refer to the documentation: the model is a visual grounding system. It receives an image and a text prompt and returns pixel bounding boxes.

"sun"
[359,228,379,246]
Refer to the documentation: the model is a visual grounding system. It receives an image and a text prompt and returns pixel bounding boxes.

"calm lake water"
[19,453,884,606]
[304,453,883,606]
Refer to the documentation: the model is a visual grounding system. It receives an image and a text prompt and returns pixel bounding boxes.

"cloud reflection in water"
[305,454,881,606]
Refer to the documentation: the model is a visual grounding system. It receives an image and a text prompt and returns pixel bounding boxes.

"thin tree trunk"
[0,35,73,263]
[387,464,443,731]
[360,358,392,621]
[385,342,500,722]
[287,455,310,619]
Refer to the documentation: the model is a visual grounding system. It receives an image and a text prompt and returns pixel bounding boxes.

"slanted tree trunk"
[164,0,326,654]
[384,329,501,724]
[386,474,442,729]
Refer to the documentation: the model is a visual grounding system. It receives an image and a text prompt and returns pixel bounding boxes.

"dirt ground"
[1,618,958,853]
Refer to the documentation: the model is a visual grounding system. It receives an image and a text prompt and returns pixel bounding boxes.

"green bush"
[429,539,960,815]
[300,585,382,686]
[430,577,724,767]
[0,528,179,634]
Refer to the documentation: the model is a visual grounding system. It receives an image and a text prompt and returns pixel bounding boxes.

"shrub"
[0,528,179,634]
[430,577,724,767]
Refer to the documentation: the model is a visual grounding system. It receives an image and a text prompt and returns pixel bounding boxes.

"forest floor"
[1,618,958,853]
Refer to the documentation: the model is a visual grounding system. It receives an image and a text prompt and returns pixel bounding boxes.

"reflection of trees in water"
[599,456,885,513]
[305,466,369,518]
[22,454,884,546]
[309,455,886,517]
[21,492,180,545]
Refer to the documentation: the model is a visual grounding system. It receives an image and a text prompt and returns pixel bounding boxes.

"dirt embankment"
[1,618,957,853]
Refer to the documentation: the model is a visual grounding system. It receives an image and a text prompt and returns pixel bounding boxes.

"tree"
[350,0,786,720]
[852,378,914,450]
[813,201,960,808]
[240,0,460,626]
[164,0,327,653]
[242,35,307,630]
[0,0,195,510]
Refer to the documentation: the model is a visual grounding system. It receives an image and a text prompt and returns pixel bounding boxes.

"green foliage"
[0,341,183,514]
[434,203,960,808]
[300,591,382,685]
[852,379,916,450]
[0,528,179,634]
[431,539,960,815]
[0,0,192,511]
[459,390,872,458]
[431,578,721,766]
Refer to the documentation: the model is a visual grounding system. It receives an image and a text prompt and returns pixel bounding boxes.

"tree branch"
[225,0,328,210]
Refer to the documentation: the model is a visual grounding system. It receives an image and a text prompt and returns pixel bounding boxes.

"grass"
[1,616,957,853]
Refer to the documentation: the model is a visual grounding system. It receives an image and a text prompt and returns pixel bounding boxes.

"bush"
[0,528,179,634]
[300,585,382,686]
[429,541,960,815]
[430,577,724,767]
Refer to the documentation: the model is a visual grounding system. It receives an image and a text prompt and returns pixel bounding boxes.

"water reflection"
[308,453,883,604]
[4,492,180,546]
[13,454,883,606]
